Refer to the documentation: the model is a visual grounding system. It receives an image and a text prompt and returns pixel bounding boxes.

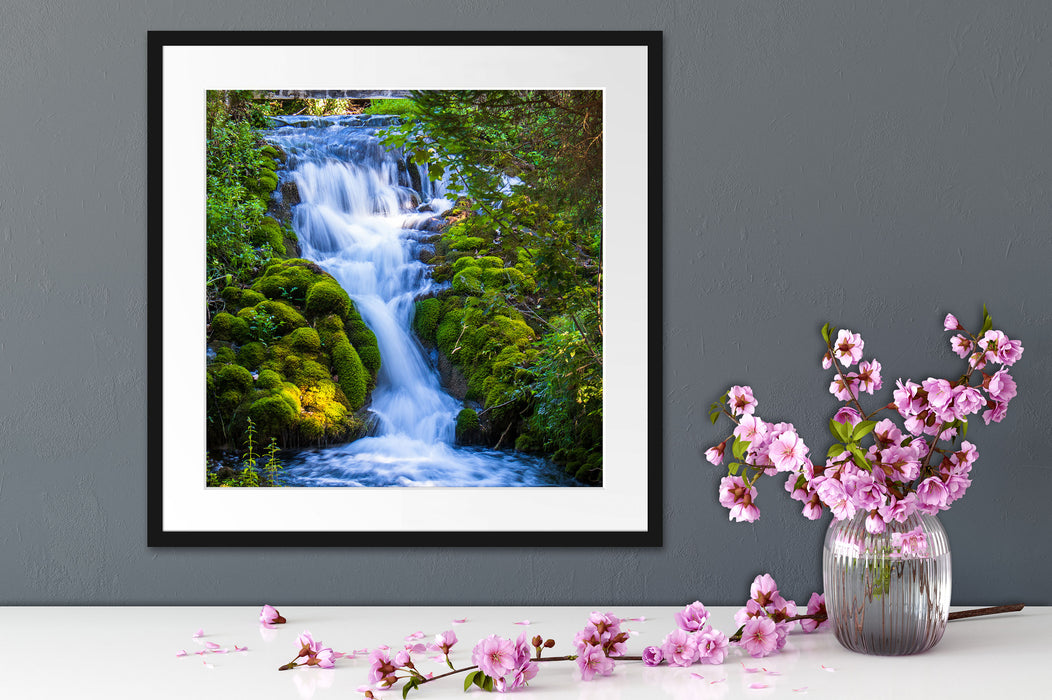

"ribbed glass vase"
[822,511,951,655]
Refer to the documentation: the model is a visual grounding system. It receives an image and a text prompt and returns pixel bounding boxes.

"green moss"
[455,408,480,440]
[237,341,267,370]
[256,369,284,391]
[357,345,381,378]
[286,326,321,353]
[414,298,442,345]
[474,256,505,270]
[238,300,307,335]
[493,315,534,348]
[482,266,529,290]
[250,217,286,255]
[218,389,243,412]
[449,236,486,252]
[248,395,297,436]
[210,312,250,343]
[305,279,351,319]
[214,364,253,394]
[331,332,368,410]
[452,267,483,295]
[436,309,465,357]
[316,314,345,338]
[293,359,331,388]
[451,256,481,274]
[261,144,284,162]
[212,346,236,364]
[251,259,327,304]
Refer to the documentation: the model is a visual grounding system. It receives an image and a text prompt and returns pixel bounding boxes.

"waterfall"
[263,114,578,487]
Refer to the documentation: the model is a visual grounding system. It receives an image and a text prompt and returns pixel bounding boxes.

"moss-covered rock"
[250,216,286,255]
[285,326,321,353]
[292,359,331,388]
[414,298,442,345]
[237,341,267,370]
[331,333,368,410]
[357,345,381,379]
[305,279,351,319]
[251,259,322,304]
[455,408,482,444]
[237,300,307,337]
[214,364,254,394]
[248,395,297,436]
[256,369,284,391]
[210,312,250,343]
[452,267,483,295]
[212,346,237,365]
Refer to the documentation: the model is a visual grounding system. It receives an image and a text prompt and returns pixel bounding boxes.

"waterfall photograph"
[204,90,604,489]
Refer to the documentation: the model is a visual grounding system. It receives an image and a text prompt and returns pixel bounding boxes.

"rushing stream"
[262,114,580,487]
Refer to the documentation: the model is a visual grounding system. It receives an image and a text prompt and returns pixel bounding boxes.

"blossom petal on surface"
[205,641,221,649]
[175,650,188,657]
[513,619,531,625]
[405,631,425,641]
[452,618,468,624]
[821,664,835,672]
[711,678,726,685]
[192,628,204,638]
[234,645,248,652]
[749,683,770,689]
[627,616,647,622]
[691,673,705,680]
[793,687,809,693]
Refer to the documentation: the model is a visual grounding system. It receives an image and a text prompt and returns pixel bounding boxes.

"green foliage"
[210,312,250,343]
[364,98,419,117]
[249,394,297,437]
[455,408,480,441]
[285,326,321,353]
[237,341,267,370]
[214,364,254,394]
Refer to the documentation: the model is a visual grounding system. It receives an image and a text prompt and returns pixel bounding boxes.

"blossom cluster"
[706,309,1022,532]
[367,629,460,688]
[278,631,338,671]
[641,602,728,667]
[572,611,630,679]
[471,633,538,692]
[732,575,827,657]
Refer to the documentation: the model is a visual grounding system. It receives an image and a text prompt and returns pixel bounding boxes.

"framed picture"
[147,31,662,546]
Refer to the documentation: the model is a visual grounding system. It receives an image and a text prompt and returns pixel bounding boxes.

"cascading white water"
[263,114,578,487]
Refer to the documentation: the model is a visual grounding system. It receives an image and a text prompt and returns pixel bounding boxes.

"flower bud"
[543,638,556,648]
[531,635,543,648]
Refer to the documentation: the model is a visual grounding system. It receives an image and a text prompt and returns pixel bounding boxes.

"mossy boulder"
[249,217,286,255]
[251,258,327,304]
[455,408,483,444]
[256,369,284,391]
[331,332,368,410]
[292,359,331,388]
[414,298,442,345]
[237,341,267,370]
[305,279,351,319]
[285,326,321,353]
[449,236,486,252]
[214,364,253,395]
[210,312,250,343]
[357,345,381,379]
[212,346,236,365]
[237,300,307,337]
[452,267,483,295]
[248,395,297,436]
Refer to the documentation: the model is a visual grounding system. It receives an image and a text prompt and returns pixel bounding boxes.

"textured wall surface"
[0,1,1048,605]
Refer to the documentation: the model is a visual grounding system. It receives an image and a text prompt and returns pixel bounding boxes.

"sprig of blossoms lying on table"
[349,575,826,696]
[705,308,1023,532]
[278,631,347,671]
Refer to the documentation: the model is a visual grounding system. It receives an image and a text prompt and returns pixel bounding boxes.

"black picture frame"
[147,30,662,547]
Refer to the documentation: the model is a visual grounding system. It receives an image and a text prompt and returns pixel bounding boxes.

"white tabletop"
[0,605,1044,699]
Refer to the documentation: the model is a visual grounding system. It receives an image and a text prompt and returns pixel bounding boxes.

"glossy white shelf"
[0,605,1044,698]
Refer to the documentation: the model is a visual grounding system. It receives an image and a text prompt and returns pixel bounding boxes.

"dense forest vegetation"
[204,90,604,485]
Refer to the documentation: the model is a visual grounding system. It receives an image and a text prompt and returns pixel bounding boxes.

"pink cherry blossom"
[674,601,710,632]
[950,334,973,359]
[983,400,1008,424]
[915,477,949,513]
[952,385,984,417]
[734,599,768,627]
[661,628,699,667]
[829,373,860,401]
[856,359,882,394]
[800,593,829,633]
[728,385,758,417]
[768,430,808,472]
[893,379,925,416]
[739,617,778,658]
[368,649,397,686]
[981,330,1010,365]
[704,441,726,465]
[734,415,769,442]
[259,605,285,625]
[943,313,960,331]
[833,406,862,427]
[642,645,663,666]
[750,574,779,607]
[997,338,1024,366]
[865,511,886,534]
[833,329,864,367]
[432,630,458,655]
[719,475,760,523]
[891,526,928,557]
[922,378,953,408]
[576,644,614,680]
[816,477,856,520]
[987,368,1017,402]
[696,628,729,665]
[472,635,517,681]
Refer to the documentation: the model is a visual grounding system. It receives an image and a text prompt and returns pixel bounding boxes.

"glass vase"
[822,510,951,655]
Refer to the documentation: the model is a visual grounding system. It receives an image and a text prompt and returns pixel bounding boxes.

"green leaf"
[403,678,419,699]
[827,443,846,459]
[821,323,831,343]
[482,675,494,692]
[830,418,850,443]
[709,411,720,425]
[980,304,993,335]
[728,462,740,476]
[852,420,877,440]
[732,438,750,460]
[848,443,872,470]
[465,671,480,692]
[961,418,969,440]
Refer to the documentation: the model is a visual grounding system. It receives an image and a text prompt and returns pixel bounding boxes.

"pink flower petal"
[195,651,207,656]
[513,620,531,625]
[405,631,425,641]
[332,651,350,660]
[205,641,221,649]
[425,672,434,679]
[354,648,370,655]
[452,618,468,624]
[175,650,188,657]
[741,663,761,674]
[261,621,276,630]
[821,665,835,672]
[710,678,726,685]
[192,628,204,638]
[627,616,647,622]
[211,649,229,654]
[749,683,770,690]
[234,645,249,652]
[762,669,781,676]
[690,673,705,680]
[356,686,374,694]
[376,645,390,651]
[202,661,214,669]
[793,688,809,693]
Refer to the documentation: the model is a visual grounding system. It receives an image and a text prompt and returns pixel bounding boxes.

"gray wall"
[0,1,1048,606]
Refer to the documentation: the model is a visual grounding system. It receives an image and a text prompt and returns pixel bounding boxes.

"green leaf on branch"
[827,443,846,459]
[709,410,721,425]
[821,323,831,343]
[980,304,993,335]
[961,418,969,440]
[403,678,420,699]
[830,418,851,443]
[465,671,481,691]
[848,444,872,470]
[852,420,877,440]
[732,438,750,460]
[728,462,740,476]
